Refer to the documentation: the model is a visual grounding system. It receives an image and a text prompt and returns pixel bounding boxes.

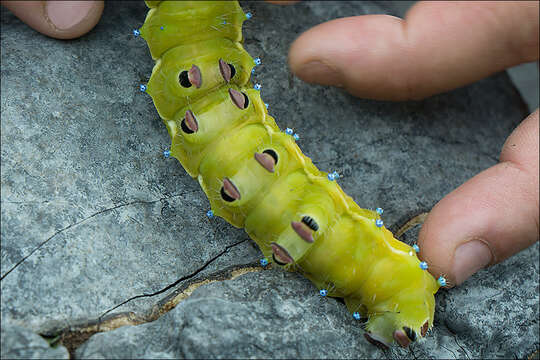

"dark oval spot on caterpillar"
[301,215,319,231]
[254,152,275,173]
[364,333,389,350]
[228,88,249,109]
[188,64,202,88]
[291,221,314,243]
[393,330,411,348]
[220,187,235,202]
[262,149,278,165]
[272,254,287,266]
[179,71,192,88]
[180,110,198,133]
[221,177,241,202]
[271,242,294,265]
[181,119,194,134]
[219,59,236,83]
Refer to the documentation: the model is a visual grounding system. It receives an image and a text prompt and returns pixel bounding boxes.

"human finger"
[1,1,104,40]
[288,1,539,100]
[418,110,539,286]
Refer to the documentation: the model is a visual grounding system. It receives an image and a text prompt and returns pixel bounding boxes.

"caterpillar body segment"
[147,38,254,120]
[140,1,246,60]
[140,0,440,347]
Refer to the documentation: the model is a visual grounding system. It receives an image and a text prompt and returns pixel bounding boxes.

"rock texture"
[1,322,69,359]
[1,1,537,359]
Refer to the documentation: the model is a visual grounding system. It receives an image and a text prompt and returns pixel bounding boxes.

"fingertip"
[46,0,104,39]
[288,15,411,100]
[288,19,344,88]
[418,191,497,288]
[2,0,104,40]
[288,17,351,85]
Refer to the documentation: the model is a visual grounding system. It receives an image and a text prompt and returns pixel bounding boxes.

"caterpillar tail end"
[364,313,432,349]
[362,289,435,348]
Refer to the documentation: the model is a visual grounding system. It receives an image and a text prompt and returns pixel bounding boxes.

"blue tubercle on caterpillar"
[438,276,447,287]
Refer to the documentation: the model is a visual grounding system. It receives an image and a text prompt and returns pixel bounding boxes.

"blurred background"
[387,1,539,112]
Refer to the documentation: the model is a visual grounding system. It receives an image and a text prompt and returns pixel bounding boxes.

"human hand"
[1,0,103,39]
[286,1,539,287]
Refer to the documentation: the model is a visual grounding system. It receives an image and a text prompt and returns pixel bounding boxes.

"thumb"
[418,110,539,286]
[1,1,104,40]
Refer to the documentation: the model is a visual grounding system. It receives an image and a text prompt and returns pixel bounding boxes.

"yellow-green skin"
[140,0,440,346]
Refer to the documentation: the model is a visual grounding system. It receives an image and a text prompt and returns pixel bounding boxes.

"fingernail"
[453,239,493,285]
[297,61,343,87]
[46,1,95,30]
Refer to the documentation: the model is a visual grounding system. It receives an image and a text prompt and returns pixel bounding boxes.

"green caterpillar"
[136,0,442,348]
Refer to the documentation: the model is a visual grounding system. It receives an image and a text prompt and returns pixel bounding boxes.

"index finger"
[288,1,539,100]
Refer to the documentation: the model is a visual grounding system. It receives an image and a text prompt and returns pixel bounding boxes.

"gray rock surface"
[1,322,69,359]
[1,1,538,359]
[77,269,381,359]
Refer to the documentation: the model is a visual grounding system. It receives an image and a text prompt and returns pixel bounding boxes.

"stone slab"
[1,322,69,359]
[1,1,537,358]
